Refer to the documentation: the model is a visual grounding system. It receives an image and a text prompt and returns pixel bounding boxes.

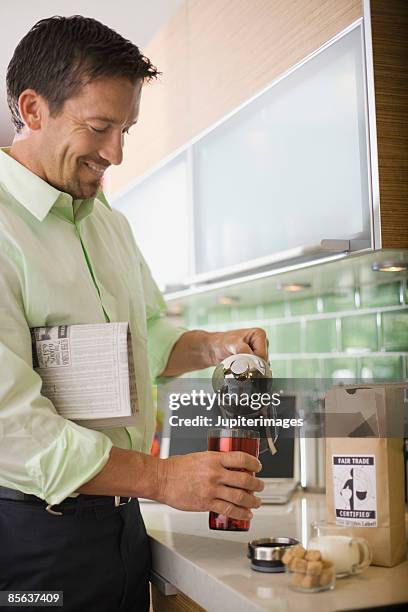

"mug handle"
[352,538,372,574]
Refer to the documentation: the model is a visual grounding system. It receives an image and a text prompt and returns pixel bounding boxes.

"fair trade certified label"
[332,454,377,527]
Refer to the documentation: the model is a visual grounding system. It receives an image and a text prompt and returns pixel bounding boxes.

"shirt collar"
[0,147,111,222]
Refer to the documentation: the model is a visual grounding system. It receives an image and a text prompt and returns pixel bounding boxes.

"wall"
[181,280,407,380]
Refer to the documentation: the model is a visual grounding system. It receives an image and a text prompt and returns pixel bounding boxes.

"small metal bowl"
[247,537,299,573]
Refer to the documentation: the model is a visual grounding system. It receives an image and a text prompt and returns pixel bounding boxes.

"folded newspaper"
[31,322,138,429]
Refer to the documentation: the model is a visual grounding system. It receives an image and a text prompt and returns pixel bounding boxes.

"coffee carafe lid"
[219,353,270,378]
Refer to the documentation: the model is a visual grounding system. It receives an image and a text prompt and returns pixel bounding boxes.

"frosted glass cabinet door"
[113,154,190,291]
[193,26,370,277]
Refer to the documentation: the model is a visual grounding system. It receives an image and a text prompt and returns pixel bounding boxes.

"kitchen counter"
[140,492,408,612]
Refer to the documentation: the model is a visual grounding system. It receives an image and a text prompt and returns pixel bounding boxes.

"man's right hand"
[156,451,265,520]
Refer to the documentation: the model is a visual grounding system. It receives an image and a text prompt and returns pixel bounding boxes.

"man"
[0,16,266,611]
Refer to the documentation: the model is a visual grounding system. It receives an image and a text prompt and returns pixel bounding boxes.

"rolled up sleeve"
[147,316,186,381]
[0,245,113,505]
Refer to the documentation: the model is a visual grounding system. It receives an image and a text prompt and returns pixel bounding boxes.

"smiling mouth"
[83,161,108,177]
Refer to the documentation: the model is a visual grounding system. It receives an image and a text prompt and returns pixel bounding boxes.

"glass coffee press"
[208,353,279,531]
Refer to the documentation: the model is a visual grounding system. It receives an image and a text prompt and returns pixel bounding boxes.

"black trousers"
[0,496,151,612]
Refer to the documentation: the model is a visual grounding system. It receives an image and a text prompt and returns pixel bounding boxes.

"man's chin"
[80,186,99,199]
[71,180,100,200]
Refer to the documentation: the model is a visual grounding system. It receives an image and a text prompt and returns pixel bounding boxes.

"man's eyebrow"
[87,116,137,126]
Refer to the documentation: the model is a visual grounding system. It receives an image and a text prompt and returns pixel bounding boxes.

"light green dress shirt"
[0,148,185,505]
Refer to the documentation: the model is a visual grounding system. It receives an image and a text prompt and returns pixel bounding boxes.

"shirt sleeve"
[142,263,186,381]
[0,241,113,505]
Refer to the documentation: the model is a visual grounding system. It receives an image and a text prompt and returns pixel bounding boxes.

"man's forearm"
[159,327,268,378]
[78,446,264,521]
[76,446,161,499]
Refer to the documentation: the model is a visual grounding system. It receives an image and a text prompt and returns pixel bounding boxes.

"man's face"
[38,76,142,199]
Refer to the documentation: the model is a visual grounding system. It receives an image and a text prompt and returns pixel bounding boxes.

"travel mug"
[208,428,260,531]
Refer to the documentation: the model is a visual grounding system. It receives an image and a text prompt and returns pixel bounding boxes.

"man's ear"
[18,89,47,131]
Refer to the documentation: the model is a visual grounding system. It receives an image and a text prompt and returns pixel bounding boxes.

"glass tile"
[360,356,403,381]
[381,310,408,351]
[305,318,338,353]
[289,296,317,316]
[269,359,289,378]
[324,357,357,380]
[263,301,286,320]
[341,314,378,352]
[270,322,301,354]
[360,282,401,308]
[292,359,323,378]
[321,290,355,312]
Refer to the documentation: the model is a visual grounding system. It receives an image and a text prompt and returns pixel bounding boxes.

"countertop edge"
[149,535,264,612]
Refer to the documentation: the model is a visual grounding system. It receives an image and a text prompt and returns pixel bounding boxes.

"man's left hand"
[208,327,269,364]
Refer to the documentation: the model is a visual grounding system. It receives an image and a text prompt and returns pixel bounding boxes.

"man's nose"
[99,131,124,166]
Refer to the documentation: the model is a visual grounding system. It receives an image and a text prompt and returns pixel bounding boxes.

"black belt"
[0,485,132,516]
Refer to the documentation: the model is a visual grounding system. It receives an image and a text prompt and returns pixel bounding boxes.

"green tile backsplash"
[304,318,338,353]
[235,305,258,322]
[269,321,301,353]
[270,360,290,378]
[360,281,401,308]
[181,281,408,381]
[324,358,358,380]
[289,296,317,316]
[360,356,403,380]
[292,359,323,379]
[321,290,356,312]
[342,314,379,352]
[196,308,210,326]
[263,301,286,319]
[382,310,408,351]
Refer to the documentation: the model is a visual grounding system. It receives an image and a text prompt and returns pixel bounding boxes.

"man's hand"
[156,451,265,520]
[208,327,269,364]
[160,327,269,377]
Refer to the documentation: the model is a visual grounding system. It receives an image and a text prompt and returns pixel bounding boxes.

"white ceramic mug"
[308,535,372,577]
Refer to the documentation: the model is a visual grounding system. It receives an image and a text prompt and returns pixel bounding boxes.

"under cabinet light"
[371,262,408,273]
[218,296,240,305]
[276,282,311,292]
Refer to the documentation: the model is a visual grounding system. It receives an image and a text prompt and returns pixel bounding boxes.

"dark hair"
[7,15,160,132]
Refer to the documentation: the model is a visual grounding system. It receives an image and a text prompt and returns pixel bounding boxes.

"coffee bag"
[325,384,406,567]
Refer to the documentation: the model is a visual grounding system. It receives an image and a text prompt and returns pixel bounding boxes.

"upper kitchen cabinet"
[192,25,370,280]
[113,153,191,293]
[109,0,407,292]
